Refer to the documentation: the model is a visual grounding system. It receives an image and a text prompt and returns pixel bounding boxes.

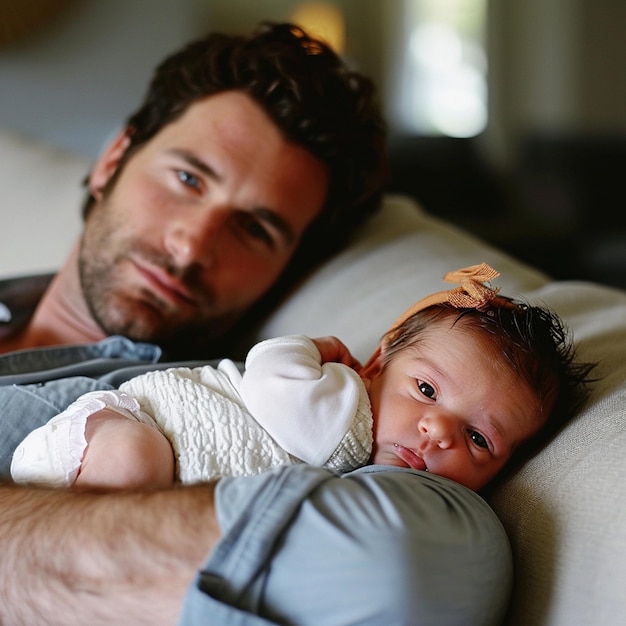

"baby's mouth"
[393,444,428,471]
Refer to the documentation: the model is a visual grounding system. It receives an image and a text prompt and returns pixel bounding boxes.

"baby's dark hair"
[382,300,596,479]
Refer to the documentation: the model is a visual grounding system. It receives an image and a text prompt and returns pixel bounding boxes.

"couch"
[2,127,626,625]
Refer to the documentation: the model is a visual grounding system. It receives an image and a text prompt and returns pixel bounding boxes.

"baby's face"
[365,322,545,491]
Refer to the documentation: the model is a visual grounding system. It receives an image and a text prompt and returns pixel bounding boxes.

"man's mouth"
[131,259,196,307]
[393,444,428,471]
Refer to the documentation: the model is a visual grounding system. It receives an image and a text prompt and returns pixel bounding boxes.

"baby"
[11,263,594,492]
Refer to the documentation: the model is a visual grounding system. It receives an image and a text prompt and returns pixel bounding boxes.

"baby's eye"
[468,430,489,449]
[176,170,201,190]
[417,380,436,399]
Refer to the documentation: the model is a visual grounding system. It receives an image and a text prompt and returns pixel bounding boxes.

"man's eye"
[177,170,200,189]
[238,215,274,246]
[468,430,489,449]
[417,380,436,399]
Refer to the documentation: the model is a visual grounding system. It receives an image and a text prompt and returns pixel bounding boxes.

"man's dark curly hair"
[381,301,597,486]
[82,22,388,278]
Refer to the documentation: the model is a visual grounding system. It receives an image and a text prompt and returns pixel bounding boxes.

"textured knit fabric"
[11,336,373,485]
[122,335,373,481]
[122,362,298,483]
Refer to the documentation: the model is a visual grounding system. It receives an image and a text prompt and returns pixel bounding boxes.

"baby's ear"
[359,345,385,379]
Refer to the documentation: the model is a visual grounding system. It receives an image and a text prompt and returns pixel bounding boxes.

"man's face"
[79,91,329,347]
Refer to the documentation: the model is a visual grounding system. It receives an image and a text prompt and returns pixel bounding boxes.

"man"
[0,23,513,624]
[1,23,387,360]
[0,20,387,467]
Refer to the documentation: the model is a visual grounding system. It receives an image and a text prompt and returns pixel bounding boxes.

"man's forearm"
[0,482,220,625]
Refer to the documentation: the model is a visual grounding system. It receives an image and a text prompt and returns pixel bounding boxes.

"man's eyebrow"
[167,149,220,180]
[167,148,296,246]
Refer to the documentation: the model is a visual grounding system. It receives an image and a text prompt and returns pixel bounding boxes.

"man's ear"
[359,345,385,379]
[88,130,132,200]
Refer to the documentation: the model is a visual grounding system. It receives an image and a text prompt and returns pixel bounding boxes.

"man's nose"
[419,412,455,449]
[164,208,226,267]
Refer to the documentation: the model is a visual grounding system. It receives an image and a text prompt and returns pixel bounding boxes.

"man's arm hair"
[0,482,220,625]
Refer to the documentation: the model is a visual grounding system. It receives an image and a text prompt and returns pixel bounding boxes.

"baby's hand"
[312,336,362,370]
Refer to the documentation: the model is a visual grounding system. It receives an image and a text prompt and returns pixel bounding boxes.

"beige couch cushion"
[489,280,626,625]
[0,128,88,277]
[250,195,548,361]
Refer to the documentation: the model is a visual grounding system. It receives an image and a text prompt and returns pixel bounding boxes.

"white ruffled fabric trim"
[10,389,150,486]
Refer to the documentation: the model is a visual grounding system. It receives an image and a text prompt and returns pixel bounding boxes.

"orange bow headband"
[385,262,518,342]
[360,263,518,376]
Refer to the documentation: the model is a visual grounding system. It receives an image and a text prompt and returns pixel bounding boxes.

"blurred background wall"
[1,0,625,286]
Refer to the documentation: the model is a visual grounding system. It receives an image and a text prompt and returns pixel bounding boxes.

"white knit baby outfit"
[11,335,373,485]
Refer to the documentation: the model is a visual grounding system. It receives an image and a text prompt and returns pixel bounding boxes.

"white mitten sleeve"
[240,335,371,467]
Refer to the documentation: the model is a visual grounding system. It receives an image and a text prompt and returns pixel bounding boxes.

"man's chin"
[103,321,171,344]
[95,302,181,344]
[91,293,237,350]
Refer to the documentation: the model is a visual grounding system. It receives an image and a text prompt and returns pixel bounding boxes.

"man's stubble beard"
[78,218,166,342]
[77,198,222,349]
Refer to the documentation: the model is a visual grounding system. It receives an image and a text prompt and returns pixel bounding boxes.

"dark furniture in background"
[386,133,626,289]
